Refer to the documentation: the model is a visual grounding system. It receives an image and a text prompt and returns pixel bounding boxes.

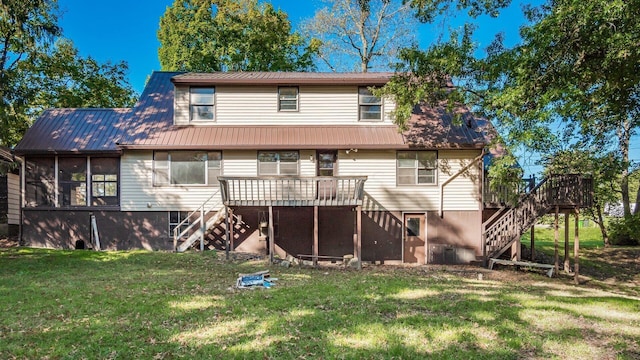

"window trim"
[278,86,299,112]
[257,150,300,176]
[358,86,383,122]
[396,151,438,186]
[153,151,222,187]
[189,87,216,122]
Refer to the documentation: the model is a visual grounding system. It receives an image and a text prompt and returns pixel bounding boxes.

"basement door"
[403,214,426,264]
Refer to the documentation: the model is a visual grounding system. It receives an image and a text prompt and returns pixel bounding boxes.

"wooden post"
[224,206,230,260]
[554,206,559,276]
[356,205,362,270]
[574,207,580,284]
[564,212,570,274]
[229,208,235,251]
[313,206,318,267]
[268,205,275,264]
[530,225,535,262]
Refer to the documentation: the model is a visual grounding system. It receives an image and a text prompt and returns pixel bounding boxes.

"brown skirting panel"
[426,210,482,264]
[22,209,171,250]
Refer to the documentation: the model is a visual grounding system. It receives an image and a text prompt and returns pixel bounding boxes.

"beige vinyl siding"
[121,150,313,211]
[174,85,395,125]
[174,86,190,125]
[7,173,19,225]
[338,149,481,212]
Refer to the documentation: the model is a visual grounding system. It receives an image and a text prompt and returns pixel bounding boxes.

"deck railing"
[218,176,368,207]
[483,174,593,260]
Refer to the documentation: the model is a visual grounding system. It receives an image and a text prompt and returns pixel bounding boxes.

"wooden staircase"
[173,190,225,252]
[482,174,593,261]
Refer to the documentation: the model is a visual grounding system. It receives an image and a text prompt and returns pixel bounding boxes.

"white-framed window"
[358,86,382,121]
[258,151,299,175]
[153,151,222,186]
[169,211,190,237]
[190,87,215,121]
[397,151,437,185]
[278,86,298,111]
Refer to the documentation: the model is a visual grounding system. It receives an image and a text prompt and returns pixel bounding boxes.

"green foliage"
[301,0,418,72]
[0,0,137,147]
[158,0,319,72]
[608,215,640,246]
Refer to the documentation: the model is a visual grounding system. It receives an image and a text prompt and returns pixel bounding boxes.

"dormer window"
[359,87,382,121]
[190,87,215,121]
[278,86,298,111]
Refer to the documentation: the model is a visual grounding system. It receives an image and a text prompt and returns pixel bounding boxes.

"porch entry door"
[403,214,426,264]
[316,151,338,200]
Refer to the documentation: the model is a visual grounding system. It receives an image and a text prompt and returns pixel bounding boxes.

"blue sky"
[57,0,535,94]
[55,0,639,175]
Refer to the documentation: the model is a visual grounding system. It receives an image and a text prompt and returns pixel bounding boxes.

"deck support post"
[353,206,362,269]
[564,212,570,274]
[574,207,580,284]
[530,225,535,262]
[313,206,318,267]
[511,238,521,261]
[268,205,275,264]
[554,206,559,277]
[229,208,235,251]
[224,206,230,260]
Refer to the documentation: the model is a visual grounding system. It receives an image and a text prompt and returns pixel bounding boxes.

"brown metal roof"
[15,71,491,154]
[120,125,406,150]
[402,104,488,149]
[171,72,394,86]
[14,108,131,155]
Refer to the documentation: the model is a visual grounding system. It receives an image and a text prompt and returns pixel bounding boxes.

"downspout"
[11,150,24,245]
[439,149,485,218]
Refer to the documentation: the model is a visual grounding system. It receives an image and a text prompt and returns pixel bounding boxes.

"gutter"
[439,149,485,218]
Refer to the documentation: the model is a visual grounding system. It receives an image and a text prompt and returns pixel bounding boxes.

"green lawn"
[1,248,639,359]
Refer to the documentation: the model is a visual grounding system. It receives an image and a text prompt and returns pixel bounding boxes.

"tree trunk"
[594,204,609,247]
[634,183,640,215]
[619,117,632,217]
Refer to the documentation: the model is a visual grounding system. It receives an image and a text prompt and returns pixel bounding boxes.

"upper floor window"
[154,151,222,186]
[397,151,437,185]
[190,87,215,121]
[359,87,382,121]
[278,86,298,111]
[258,151,299,175]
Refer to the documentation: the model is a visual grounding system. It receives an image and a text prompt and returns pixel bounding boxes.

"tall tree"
[382,0,640,217]
[158,0,319,72]
[0,0,137,147]
[302,0,418,72]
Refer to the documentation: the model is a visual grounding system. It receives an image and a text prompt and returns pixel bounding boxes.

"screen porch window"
[58,158,87,206]
[24,157,55,207]
[154,151,222,186]
[397,151,437,185]
[258,151,299,175]
[90,157,119,206]
[358,87,382,121]
[278,86,298,111]
[190,87,215,121]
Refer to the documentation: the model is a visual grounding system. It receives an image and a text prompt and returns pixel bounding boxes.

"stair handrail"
[173,189,222,251]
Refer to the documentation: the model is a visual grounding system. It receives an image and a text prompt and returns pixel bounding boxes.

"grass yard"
[1,248,639,359]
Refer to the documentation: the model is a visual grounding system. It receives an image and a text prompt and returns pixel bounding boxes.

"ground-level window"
[258,151,299,175]
[25,157,55,207]
[154,151,222,186]
[169,211,191,237]
[397,151,437,185]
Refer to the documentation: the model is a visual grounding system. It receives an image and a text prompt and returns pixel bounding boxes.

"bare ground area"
[0,235,18,248]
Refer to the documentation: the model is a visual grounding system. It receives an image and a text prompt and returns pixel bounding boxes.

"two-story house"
[15,71,502,265]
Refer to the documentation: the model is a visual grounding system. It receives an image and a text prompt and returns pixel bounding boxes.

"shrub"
[608,215,640,246]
